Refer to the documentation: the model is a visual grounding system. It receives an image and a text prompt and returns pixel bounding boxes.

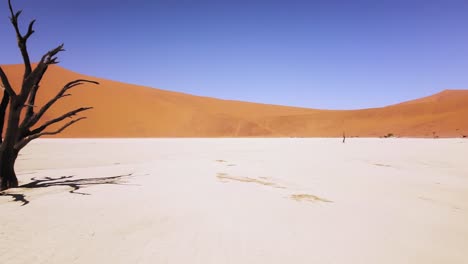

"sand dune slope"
[2,64,467,137]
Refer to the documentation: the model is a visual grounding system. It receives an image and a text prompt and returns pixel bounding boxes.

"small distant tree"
[0,0,98,190]
[383,133,394,138]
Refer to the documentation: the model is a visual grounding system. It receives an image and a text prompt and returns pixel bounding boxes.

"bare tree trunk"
[0,147,18,191]
[0,100,21,191]
[0,0,98,191]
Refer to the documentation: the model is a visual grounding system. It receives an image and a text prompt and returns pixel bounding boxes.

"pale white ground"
[1,138,467,264]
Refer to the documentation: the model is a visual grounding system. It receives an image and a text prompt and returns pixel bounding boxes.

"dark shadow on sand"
[0,173,134,206]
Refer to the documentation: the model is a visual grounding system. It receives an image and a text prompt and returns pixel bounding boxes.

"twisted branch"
[21,79,98,130]
[0,89,10,144]
[0,66,16,97]
[8,0,34,77]
[26,107,92,137]
[15,117,87,150]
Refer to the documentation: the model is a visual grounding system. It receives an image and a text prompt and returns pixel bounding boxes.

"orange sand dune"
[2,64,467,138]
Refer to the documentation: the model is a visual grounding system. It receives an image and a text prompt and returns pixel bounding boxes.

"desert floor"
[1,138,467,263]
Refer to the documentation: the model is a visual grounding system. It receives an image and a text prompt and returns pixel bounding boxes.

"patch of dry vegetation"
[216,173,285,189]
[290,193,332,203]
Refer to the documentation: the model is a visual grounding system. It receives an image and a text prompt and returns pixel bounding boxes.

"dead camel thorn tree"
[0,0,99,191]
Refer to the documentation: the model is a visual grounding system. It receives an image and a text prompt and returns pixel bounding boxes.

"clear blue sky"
[1,0,467,109]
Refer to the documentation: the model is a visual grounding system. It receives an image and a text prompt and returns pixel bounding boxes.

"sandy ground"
[1,138,468,263]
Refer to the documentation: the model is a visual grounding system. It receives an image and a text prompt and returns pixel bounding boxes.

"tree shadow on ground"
[0,173,134,206]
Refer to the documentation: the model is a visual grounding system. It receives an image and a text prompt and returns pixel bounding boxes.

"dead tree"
[0,0,98,190]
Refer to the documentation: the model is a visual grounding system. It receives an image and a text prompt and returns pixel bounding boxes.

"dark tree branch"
[38,44,65,65]
[8,0,33,77]
[27,107,92,136]
[21,79,98,130]
[0,90,10,144]
[24,63,48,123]
[8,0,21,36]
[24,19,36,40]
[15,117,86,150]
[38,116,87,137]
[19,45,65,100]
[0,66,16,97]
[24,84,38,117]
